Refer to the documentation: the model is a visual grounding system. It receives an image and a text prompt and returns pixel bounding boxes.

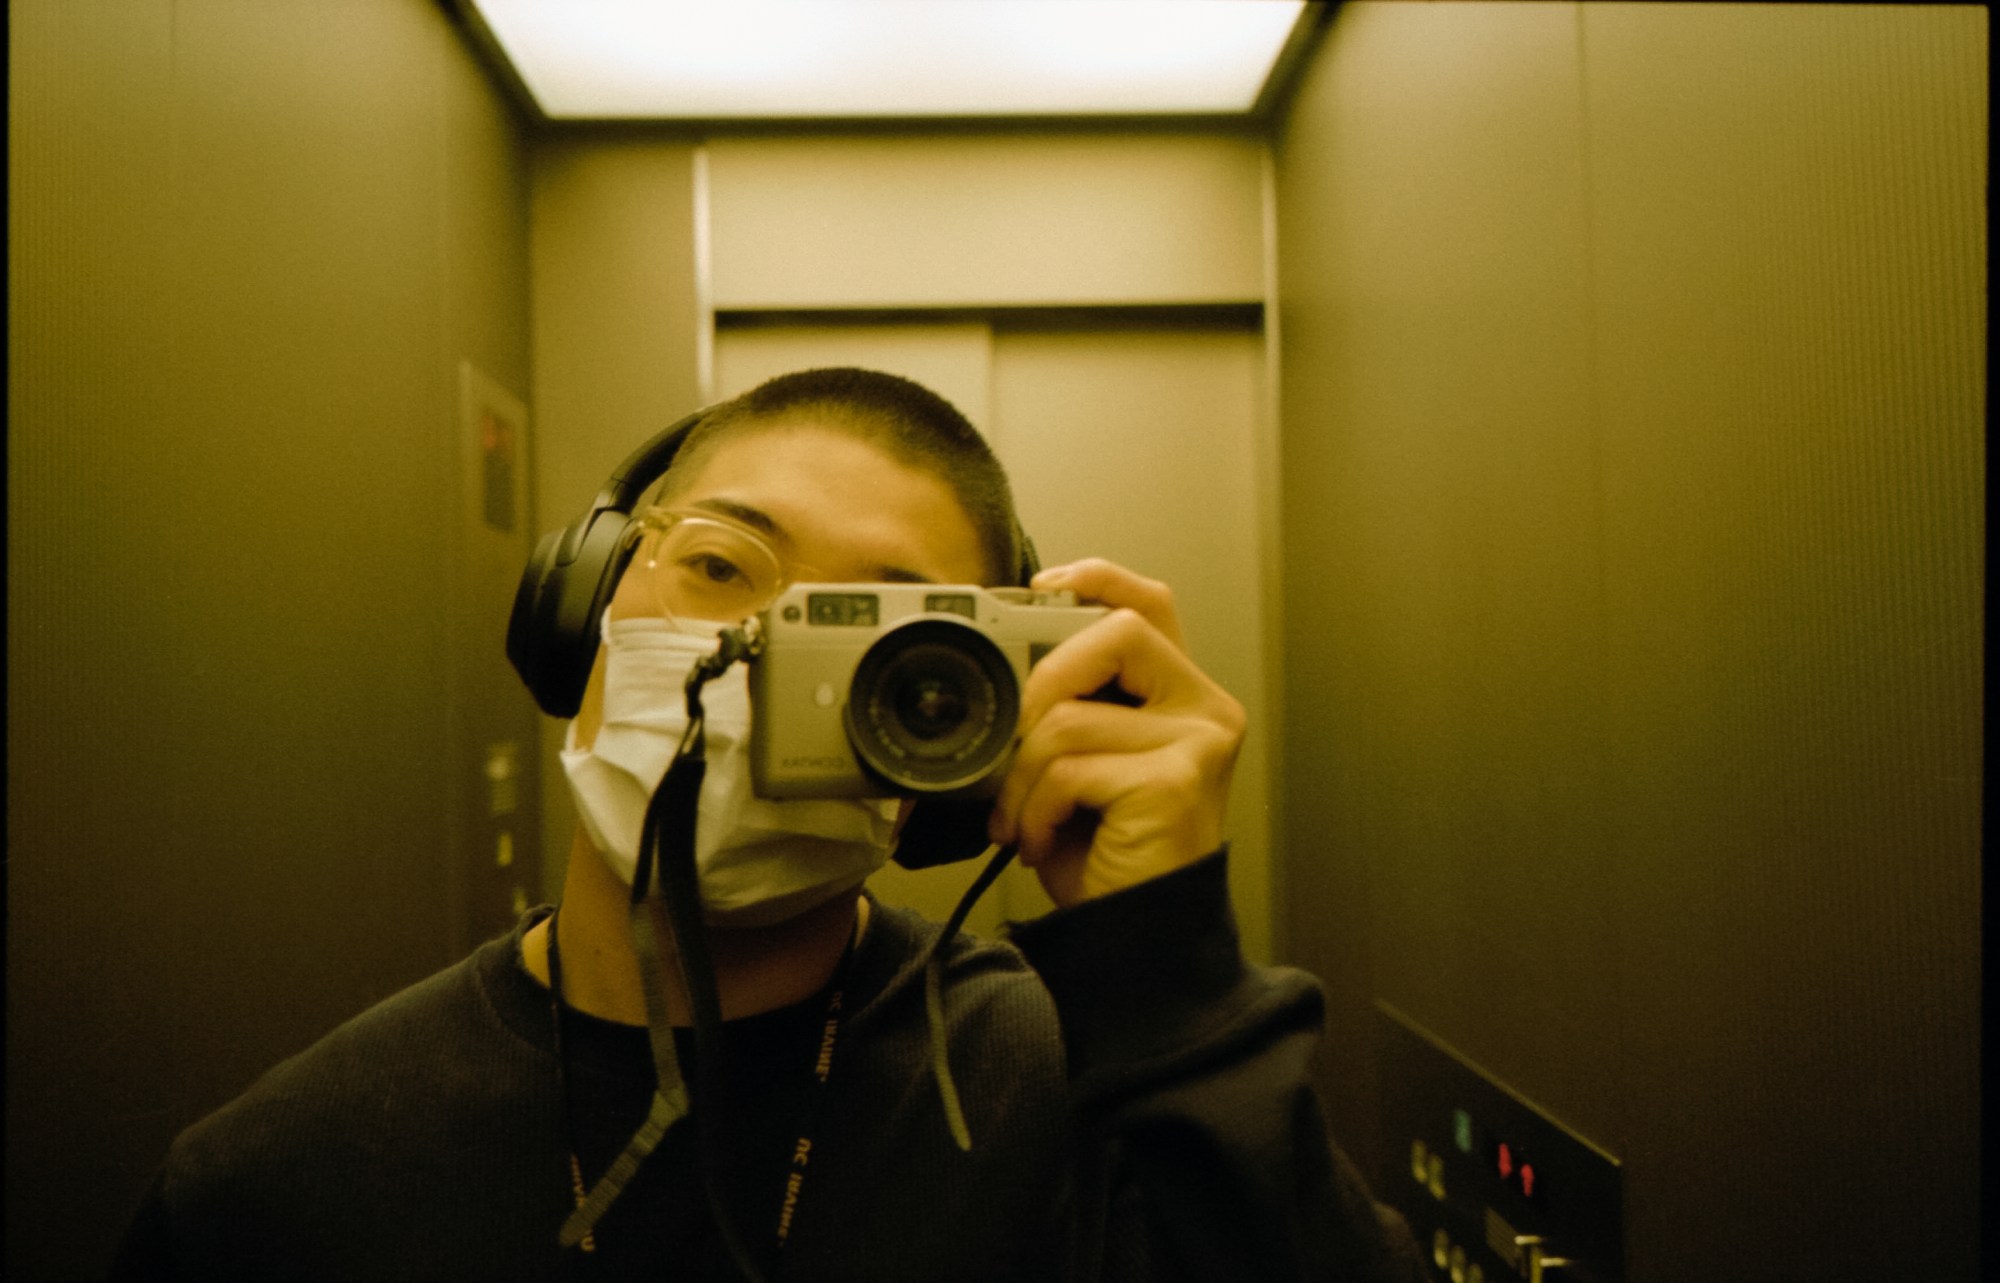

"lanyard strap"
[546,907,859,1259]
[773,940,852,1250]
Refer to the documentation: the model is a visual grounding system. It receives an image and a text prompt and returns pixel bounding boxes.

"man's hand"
[987,558,1246,908]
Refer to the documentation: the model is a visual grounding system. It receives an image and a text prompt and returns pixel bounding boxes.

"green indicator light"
[1453,1109,1473,1154]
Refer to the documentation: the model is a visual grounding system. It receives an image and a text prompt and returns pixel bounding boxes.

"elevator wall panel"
[1271,4,1983,1279]
[6,1,533,1275]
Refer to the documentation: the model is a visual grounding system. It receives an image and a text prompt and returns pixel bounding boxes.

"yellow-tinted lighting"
[469,0,1309,120]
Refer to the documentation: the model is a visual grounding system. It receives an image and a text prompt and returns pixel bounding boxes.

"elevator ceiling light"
[465,0,1312,121]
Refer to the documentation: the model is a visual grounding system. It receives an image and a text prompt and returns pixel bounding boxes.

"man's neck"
[520,828,869,1026]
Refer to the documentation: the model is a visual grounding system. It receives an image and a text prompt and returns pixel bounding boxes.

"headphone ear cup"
[505,511,637,718]
[507,407,710,718]
[505,526,567,712]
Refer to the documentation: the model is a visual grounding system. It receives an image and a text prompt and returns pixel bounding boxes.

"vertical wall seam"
[692,144,715,404]
[435,22,470,966]
[1569,0,1625,1152]
[166,0,183,486]
[1257,140,1289,964]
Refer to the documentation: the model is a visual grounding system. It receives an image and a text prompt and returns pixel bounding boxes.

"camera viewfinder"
[808,592,880,627]
[924,593,978,619]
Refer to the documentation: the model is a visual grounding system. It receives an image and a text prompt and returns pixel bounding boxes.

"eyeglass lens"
[626,515,787,624]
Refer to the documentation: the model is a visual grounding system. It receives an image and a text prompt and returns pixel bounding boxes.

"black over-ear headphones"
[507,408,713,720]
[507,407,1040,720]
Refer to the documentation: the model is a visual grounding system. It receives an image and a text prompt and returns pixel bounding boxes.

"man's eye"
[686,554,744,585]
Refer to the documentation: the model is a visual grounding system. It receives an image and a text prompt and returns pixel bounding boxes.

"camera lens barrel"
[842,619,1019,793]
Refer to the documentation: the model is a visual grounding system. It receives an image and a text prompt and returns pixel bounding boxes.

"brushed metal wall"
[6,1,535,1276]
[1272,4,1983,1280]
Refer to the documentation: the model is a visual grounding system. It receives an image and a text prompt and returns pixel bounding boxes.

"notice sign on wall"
[480,410,516,533]
[459,361,529,540]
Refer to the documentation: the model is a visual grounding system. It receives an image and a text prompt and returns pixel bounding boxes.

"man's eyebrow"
[685,497,781,539]
[683,497,938,583]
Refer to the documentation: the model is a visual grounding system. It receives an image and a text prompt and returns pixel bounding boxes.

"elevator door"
[714,320,1274,961]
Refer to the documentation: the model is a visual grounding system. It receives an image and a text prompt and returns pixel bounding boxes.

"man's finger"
[989,702,1178,846]
[1010,751,1130,869]
[1018,607,1205,733]
[1033,558,1185,649]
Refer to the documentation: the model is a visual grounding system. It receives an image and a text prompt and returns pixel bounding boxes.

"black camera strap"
[552,719,706,1251]
[546,906,681,1255]
[919,840,1016,1150]
[553,629,780,1283]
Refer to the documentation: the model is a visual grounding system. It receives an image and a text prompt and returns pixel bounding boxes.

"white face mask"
[561,614,900,928]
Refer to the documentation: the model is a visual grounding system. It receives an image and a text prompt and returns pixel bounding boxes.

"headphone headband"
[594,407,715,515]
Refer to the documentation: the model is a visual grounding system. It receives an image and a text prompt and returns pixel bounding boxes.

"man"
[115,368,1426,1281]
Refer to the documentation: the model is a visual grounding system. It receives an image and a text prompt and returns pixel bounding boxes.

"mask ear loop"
[560,627,771,1283]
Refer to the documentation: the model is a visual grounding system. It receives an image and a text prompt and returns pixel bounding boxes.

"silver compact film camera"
[746,583,1108,799]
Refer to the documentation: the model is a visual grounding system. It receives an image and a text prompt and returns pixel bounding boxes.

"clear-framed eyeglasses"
[617,506,814,626]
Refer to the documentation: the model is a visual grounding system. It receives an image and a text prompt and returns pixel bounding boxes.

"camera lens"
[894,671,971,741]
[844,620,1018,793]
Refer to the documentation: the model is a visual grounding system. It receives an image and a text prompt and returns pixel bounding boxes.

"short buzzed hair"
[656,368,1027,586]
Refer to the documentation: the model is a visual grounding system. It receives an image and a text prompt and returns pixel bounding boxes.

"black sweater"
[113,853,1427,1282]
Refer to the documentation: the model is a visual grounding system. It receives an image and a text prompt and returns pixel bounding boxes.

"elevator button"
[1427,1152,1447,1200]
[485,742,520,817]
[1411,1139,1429,1184]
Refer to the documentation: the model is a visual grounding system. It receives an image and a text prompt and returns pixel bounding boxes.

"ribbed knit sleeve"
[1009,850,1431,1283]
[110,924,575,1282]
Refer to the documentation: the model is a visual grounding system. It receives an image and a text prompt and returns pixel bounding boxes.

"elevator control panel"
[1375,1002,1624,1283]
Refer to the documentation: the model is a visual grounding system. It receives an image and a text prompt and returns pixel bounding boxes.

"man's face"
[575,422,990,749]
